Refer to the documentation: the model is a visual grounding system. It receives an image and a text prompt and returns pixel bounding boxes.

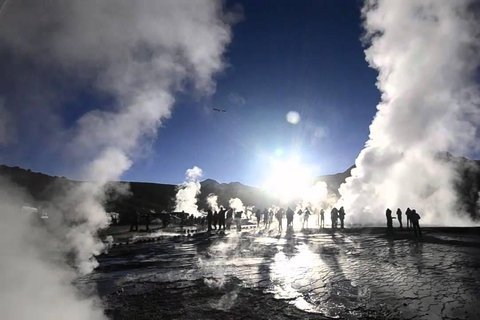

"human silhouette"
[212,211,218,230]
[226,208,233,230]
[263,209,269,227]
[130,210,139,231]
[255,209,262,227]
[218,208,226,230]
[319,209,325,228]
[338,207,345,229]
[286,207,294,227]
[330,207,338,229]
[410,209,422,238]
[303,208,311,229]
[276,208,285,232]
[405,207,412,229]
[206,209,213,232]
[386,208,394,234]
[396,208,403,229]
[234,210,242,231]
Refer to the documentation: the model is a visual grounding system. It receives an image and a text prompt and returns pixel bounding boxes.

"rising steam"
[207,193,220,212]
[175,166,204,216]
[228,197,244,212]
[339,0,480,225]
[0,0,234,318]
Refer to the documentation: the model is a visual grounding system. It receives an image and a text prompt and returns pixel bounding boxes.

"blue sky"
[0,0,380,186]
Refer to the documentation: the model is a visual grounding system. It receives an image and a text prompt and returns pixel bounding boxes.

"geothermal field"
[2,0,480,319]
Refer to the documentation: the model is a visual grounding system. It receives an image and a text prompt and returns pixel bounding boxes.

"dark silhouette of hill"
[1,154,479,222]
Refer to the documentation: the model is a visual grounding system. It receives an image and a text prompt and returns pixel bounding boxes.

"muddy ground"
[82,225,480,319]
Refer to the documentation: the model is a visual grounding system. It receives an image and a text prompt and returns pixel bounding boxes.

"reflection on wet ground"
[83,227,480,319]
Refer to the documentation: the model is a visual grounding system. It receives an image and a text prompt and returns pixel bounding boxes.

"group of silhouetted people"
[207,207,242,232]
[386,207,422,237]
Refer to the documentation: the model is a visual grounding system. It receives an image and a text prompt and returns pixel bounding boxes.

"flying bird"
[213,108,227,113]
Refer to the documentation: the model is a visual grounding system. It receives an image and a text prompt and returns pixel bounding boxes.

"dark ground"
[82,224,480,320]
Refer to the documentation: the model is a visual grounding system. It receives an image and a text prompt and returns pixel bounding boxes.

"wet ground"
[82,225,480,319]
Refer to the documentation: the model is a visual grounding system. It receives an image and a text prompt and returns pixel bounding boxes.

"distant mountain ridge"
[1,156,480,222]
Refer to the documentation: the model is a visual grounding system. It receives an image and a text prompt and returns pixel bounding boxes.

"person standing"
[405,207,412,229]
[410,209,422,238]
[330,207,338,229]
[255,209,262,227]
[212,211,218,230]
[386,208,394,234]
[396,208,403,229]
[276,208,285,232]
[338,207,346,229]
[303,208,311,229]
[207,209,213,232]
[218,208,226,230]
[226,208,233,230]
[286,207,294,228]
[263,209,269,227]
[319,209,325,228]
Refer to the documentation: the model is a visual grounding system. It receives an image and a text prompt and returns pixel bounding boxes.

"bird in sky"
[213,108,227,112]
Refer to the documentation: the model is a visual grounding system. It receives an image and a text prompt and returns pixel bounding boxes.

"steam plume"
[228,197,244,212]
[339,0,480,225]
[0,0,234,318]
[175,166,203,216]
[207,193,220,212]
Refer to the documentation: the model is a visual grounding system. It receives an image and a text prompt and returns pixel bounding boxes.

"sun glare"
[263,157,313,201]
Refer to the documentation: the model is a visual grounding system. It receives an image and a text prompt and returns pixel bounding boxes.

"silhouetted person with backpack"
[396,208,403,229]
[338,207,345,229]
[410,209,422,238]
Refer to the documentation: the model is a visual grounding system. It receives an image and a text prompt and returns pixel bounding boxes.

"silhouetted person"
[235,210,242,231]
[410,209,422,238]
[145,212,151,231]
[213,211,218,230]
[255,209,262,227]
[218,208,226,230]
[303,208,311,229]
[226,208,233,230]
[330,207,338,229]
[338,207,345,229]
[319,209,325,228]
[276,208,285,232]
[286,207,294,227]
[130,210,139,231]
[396,208,403,229]
[405,207,412,229]
[207,209,213,232]
[386,208,394,234]
[263,209,269,227]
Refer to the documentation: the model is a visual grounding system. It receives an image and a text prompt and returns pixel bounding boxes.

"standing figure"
[226,208,233,230]
[396,208,403,229]
[330,207,338,229]
[319,209,325,228]
[130,210,139,231]
[303,208,311,229]
[386,208,394,234]
[263,209,269,227]
[338,207,346,229]
[410,209,422,238]
[286,207,294,227]
[207,209,213,232]
[276,208,284,232]
[218,208,226,230]
[235,210,242,232]
[405,208,412,229]
[255,209,262,227]
[212,211,218,230]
